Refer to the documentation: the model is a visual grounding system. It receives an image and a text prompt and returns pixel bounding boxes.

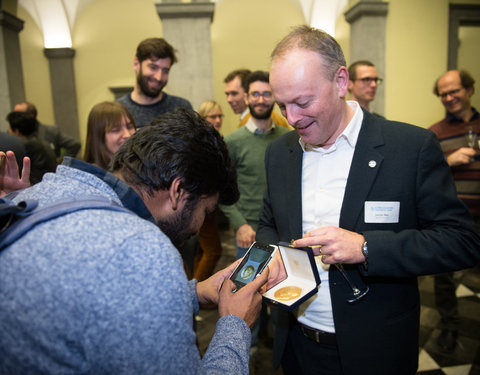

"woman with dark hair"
[83,101,136,169]
[1,102,136,194]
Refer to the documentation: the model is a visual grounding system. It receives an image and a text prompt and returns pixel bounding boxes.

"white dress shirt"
[297,101,364,332]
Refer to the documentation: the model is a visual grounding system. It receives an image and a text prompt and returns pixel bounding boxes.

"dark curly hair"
[245,70,270,93]
[111,108,239,206]
[136,38,178,65]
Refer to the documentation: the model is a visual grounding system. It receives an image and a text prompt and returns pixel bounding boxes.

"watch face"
[362,242,368,257]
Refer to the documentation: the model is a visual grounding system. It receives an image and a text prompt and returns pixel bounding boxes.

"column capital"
[156,2,215,22]
[0,10,24,32]
[44,48,76,59]
[344,1,389,24]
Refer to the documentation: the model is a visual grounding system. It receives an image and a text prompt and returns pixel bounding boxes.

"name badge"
[364,201,400,223]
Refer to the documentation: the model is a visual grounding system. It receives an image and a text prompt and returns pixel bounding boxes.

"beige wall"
[385,0,449,128]
[211,0,305,136]
[73,0,164,147]
[384,0,480,128]
[16,0,480,149]
[17,6,55,126]
[335,2,351,67]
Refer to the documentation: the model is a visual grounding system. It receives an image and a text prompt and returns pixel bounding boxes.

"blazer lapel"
[340,113,385,231]
[285,135,304,239]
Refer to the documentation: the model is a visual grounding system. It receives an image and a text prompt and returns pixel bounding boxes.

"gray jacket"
[0,160,250,374]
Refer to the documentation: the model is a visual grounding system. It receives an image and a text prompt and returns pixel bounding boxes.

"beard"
[156,199,196,248]
[136,66,167,98]
[248,102,274,120]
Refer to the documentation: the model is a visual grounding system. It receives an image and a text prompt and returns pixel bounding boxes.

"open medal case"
[263,241,321,311]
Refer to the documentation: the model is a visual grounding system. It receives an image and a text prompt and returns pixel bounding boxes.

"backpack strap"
[0,197,134,251]
[0,198,39,234]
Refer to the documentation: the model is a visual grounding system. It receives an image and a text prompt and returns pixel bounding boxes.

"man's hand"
[447,147,476,167]
[218,267,269,328]
[236,224,255,248]
[292,226,365,264]
[266,251,287,289]
[0,151,31,197]
[196,259,241,305]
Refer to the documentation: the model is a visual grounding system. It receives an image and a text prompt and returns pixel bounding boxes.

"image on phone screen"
[230,242,275,289]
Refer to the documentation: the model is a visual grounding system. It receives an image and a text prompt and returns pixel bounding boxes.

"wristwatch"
[361,241,368,262]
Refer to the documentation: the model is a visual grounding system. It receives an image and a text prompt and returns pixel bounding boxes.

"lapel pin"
[368,160,377,168]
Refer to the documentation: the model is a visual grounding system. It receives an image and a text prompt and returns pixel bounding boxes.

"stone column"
[156,1,215,110]
[0,10,25,131]
[44,48,79,139]
[344,1,389,116]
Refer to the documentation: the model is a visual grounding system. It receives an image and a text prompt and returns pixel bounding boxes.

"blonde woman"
[197,100,224,131]
[193,100,224,280]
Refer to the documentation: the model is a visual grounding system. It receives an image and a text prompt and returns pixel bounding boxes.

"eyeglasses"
[249,91,273,100]
[354,77,383,85]
[206,114,224,120]
[438,88,463,100]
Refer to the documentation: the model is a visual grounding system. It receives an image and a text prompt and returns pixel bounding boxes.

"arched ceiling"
[18,0,347,48]
[18,0,95,47]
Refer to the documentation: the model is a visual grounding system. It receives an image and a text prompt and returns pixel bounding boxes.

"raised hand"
[0,151,31,197]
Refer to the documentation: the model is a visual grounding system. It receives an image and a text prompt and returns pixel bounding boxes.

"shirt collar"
[245,117,275,135]
[446,107,479,123]
[240,108,249,120]
[299,100,364,152]
[61,157,155,224]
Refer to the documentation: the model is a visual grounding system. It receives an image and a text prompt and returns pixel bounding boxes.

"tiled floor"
[417,267,480,375]
[195,227,480,375]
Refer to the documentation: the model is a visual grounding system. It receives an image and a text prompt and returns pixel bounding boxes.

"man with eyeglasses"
[220,70,290,352]
[429,69,480,353]
[224,68,291,129]
[347,60,383,117]
[221,70,290,260]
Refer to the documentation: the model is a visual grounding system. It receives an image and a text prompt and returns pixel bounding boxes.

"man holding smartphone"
[0,109,268,374]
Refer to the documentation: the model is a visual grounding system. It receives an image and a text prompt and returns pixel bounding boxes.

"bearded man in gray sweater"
[0,108,267,375]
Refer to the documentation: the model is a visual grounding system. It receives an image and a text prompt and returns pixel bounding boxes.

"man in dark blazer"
[256,26,480,375]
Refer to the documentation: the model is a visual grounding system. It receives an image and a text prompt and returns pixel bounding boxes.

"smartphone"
[230,242,277,290]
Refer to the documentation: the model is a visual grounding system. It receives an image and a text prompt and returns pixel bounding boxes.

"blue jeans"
[235,240,250,260]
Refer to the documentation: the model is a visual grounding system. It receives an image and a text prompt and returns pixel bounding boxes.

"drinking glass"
[334,263,369,303]
[466,128,477,148]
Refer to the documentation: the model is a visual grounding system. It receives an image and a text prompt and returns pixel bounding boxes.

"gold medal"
[274,286,302,301]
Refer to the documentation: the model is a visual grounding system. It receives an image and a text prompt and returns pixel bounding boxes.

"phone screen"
[230,242,275,289]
